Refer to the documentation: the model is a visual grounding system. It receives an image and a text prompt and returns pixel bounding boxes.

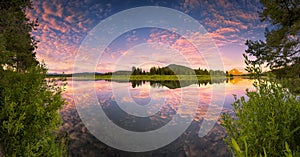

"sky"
[26,0,268,74]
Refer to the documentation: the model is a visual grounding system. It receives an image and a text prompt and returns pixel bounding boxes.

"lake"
[59,77,254,157]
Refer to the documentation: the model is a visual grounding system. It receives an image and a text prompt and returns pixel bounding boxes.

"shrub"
[221,58,300,156]
[0,65,67,157]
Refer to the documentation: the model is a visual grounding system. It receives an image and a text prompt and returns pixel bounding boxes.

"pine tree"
[245,0,300,72]
[0,0,38,72]
[0,1,67,156]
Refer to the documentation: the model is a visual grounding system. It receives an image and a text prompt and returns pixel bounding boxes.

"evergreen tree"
[0,0,38,72]
[0,1,67,156]
[245,0,300,72]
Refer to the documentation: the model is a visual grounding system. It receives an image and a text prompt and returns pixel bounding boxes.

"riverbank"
[70,74,234,81]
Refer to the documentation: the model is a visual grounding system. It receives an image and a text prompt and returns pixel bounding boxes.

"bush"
[279,78,300,94]
[221,60,300,156]
[0,65,67,157]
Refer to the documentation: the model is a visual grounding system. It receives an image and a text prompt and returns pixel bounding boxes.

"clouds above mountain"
[27,0,267,73]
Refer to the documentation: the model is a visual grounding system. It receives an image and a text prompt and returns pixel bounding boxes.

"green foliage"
[130,64,225,76]
[132,66,146,75]
[225,1,300,156]
[149,66,178,75]
[0,0,38,72]
[195,68,209,75]
[245,0,300,94]
[229,139,296,157]
[0,65,67,157]
[245,0,299,70]
[279,78,300,94]
[244,0,300,94]
[0,1,68,156]
[221,56,300,156]
[270,63,300,94]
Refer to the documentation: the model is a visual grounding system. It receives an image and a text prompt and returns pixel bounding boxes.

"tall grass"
[221,57,300,156]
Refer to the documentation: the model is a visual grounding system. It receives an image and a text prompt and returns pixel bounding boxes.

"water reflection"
[227,77,243,84]
[127,78,227,89]
[60,77,254,157]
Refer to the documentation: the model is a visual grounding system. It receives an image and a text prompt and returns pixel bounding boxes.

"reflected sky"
[63,77,254,126]
[60,78,254,156]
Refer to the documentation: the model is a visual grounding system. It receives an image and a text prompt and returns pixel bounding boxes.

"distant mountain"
[112,70,132,75]
[46,73,72,77]
[72,72,103,76]
[166,64,195,75]
[228,68,243,75]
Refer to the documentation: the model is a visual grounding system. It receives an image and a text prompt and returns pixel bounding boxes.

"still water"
[60,77,254,157]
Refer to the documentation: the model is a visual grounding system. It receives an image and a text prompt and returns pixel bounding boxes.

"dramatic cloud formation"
[27,0,268,73]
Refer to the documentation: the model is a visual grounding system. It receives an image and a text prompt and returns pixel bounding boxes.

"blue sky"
[27,0,268,73]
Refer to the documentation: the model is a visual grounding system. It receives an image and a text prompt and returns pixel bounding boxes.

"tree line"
[130,66,226,75]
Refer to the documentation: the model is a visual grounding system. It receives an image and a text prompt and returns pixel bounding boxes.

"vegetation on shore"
[72,74,230,81]
[0,66,68,157]
[0,1,67,156]
[222,57,300,157]
[222,0,300,156]
[63,64,248,81]
[243,0,300,94]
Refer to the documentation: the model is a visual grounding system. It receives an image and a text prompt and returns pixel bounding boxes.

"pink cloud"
[215,27,239,34]
[65,15,76,24]
[223,20,248,30]
[236,10,259,21]
[145,31,213,69]
[42,1,64,18]
[209,32,226,40]
[182,0,202,10]
[26,0,110,73]
[27,0,261,73]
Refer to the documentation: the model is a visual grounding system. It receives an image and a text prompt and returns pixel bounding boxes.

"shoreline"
[48,74,251,81]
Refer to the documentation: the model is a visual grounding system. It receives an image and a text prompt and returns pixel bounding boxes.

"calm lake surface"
[59,77,254,157]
